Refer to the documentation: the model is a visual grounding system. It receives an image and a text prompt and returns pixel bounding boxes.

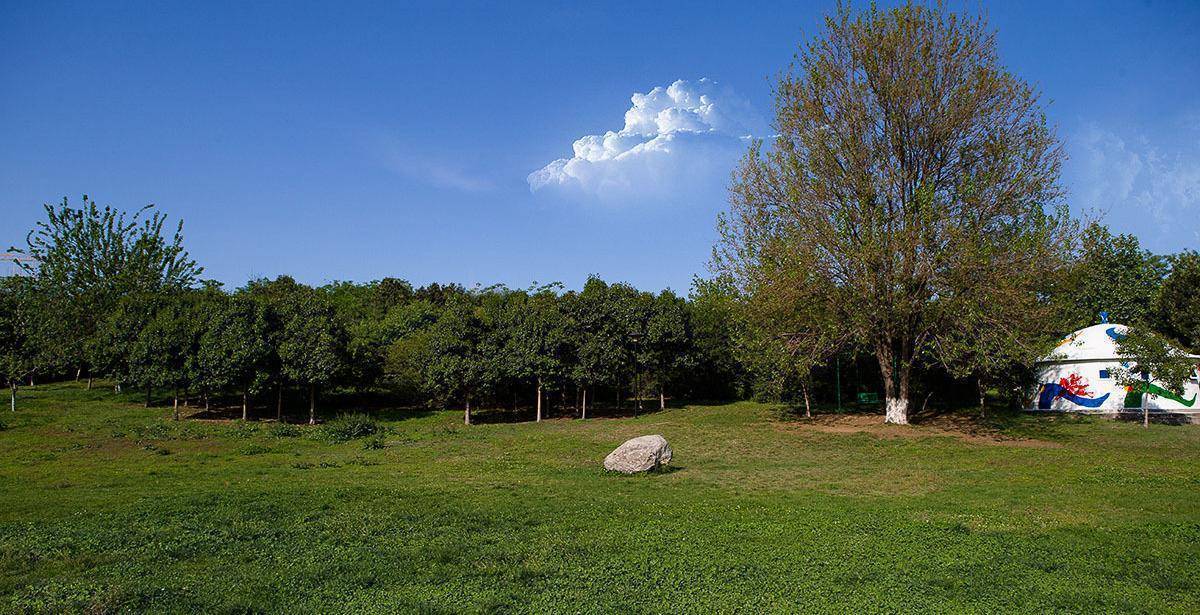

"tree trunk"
[308,383,316,425]
[464,398,472,425]
[276,383,282,421]
[802,381,811,418]
[204,392,210,411]
[29,375,34,387]
[660,385,666,410]
[87,377,93,390]
[10,383,16,412]
[879,347,911,425]
[536,378,543,422]
[242,390,249,421]
[146,388,152,408]
[581,387,588,419]
[977,379,987,419]
[75,367,81,381]
[172,389,180,421]
[1142,388,1149,428]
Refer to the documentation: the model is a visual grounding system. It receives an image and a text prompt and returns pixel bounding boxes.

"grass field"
[2,383,1199,613]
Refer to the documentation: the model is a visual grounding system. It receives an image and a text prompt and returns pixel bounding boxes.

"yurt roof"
[1040,323,1129,363]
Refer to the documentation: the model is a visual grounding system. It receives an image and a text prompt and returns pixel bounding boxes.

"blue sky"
[2,0,1198,292]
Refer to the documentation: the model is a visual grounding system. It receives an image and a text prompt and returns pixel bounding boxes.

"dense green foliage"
[3,193,1198,421]
[1,383,1199,612]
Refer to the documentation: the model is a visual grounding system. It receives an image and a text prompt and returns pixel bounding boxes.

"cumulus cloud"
[528,78,766,205]
[1071,121,1200,247]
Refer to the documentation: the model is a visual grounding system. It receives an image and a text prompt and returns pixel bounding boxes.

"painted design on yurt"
[1037,373,1110,409]
[1123,382,1197,408]
[1031,322,1200,413]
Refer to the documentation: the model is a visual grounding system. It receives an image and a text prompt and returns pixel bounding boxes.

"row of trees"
[1,198,743,421]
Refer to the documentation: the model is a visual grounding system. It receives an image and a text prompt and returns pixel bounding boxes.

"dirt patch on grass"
[775,413,1062,448]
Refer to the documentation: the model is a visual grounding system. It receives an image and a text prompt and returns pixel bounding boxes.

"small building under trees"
[1031,323,1199,415]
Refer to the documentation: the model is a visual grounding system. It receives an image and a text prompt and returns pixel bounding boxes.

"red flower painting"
[1058,373,1092,397]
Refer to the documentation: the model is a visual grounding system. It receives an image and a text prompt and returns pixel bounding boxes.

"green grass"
[1,383,1199,613]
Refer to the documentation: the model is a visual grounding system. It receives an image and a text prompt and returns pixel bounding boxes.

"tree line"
[1,197,746,421]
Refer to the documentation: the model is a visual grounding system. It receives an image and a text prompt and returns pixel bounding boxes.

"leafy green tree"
[278,289,348,424]
[89,292,162,394]
[643,290,693,410]
[1112,328,1197,428]
[14,196,201,385]
[506,286,571,421]
[196,295,272,420]
[1154,251,1200,353]
[1055,224,1167,330]
[130,294,204,419]
[687,278,747,400]
[424,297,493,425]
[0,277,38,411]
[567,278,626,418]
[716,3,1070,423]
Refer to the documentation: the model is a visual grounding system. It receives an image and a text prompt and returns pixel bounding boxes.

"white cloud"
[528,78,766,205]
[1071,121,1200,247]
[384,150,495,193]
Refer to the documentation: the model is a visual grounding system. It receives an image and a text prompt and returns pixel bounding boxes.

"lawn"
[1,383,1199,613]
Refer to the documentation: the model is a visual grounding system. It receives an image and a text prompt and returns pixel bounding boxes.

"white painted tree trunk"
[536,379,542,422]
[242,391,249,421]
[660,387,665,410]
[308,384,316,425]
[173,391,180,421]
[10,384,15,412]
[464,398,472,425]
[581,388,587,419]
[885,397,909,424]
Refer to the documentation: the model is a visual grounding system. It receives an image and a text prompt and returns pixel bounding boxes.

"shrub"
[239,443,270,456]
[321,413,380,442]
[362,436,385,450]
[268,423,302,438]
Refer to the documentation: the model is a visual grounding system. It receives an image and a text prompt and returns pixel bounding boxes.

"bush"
[268,423,302,438]
[321,413,380,442]
[362,436,385,450]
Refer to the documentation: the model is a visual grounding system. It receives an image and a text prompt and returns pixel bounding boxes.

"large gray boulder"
[603,435,672,474]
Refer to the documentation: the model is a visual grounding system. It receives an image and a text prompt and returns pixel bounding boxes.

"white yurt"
[1031,322,1200,413]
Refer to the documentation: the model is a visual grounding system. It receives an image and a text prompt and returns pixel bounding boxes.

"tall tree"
[506,286,571,422]
[1112,328,1197,428]
[716,3,1070,423]
[130,294,203,419]
[567,278,626,418]
[196,295,272,420]
[1154,251,1200,353]
[0,277,37,411]
[277,289,348,424]
[14,196,201,383]
[643,290,693,410]
[424,297,493,425]
[1055,224,1167,330]
[687,278,748,400]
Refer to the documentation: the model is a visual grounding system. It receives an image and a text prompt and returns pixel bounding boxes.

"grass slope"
[1,383,1199,613]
